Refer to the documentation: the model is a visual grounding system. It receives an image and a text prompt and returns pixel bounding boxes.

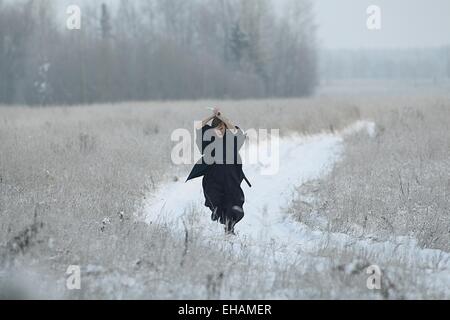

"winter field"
[0,93,449,299]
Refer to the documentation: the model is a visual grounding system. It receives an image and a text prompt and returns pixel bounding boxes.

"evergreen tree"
[229,22,249,69]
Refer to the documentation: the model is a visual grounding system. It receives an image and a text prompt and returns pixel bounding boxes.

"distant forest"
[0,0,317,105]
[320,47,450,82]
[1,1,448,106]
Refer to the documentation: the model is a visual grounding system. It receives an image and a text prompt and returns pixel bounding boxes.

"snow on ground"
[142,121,450,297]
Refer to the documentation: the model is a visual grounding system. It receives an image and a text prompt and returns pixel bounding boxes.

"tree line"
[0,0,317,106]
[319,47,450,82]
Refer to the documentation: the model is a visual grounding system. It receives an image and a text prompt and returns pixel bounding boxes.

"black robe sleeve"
[196,125,213,155]
[233,126,246,151]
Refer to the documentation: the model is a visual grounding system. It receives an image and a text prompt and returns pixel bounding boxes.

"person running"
[186,108,251,235]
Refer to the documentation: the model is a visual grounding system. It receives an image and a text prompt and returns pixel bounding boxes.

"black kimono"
[186,125,250,232]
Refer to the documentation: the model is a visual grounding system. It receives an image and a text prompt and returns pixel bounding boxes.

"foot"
[231,206,244,224]
[224,227,236,236]
[224,219,236,236]
[211,207,219,221]
[225,206,244,234]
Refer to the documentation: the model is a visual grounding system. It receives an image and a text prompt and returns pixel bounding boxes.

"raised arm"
[197,107,239,133]
[215,111,238,133]
[196,113,215,130]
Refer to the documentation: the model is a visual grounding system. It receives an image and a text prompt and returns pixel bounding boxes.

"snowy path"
[142,121,450,297]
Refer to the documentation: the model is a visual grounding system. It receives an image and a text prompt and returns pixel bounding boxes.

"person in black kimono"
[186,108,251,235]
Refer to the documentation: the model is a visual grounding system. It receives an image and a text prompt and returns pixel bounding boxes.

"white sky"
[311,0,450,49]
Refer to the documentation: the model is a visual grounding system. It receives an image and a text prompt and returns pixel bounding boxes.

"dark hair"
[212,117,224,128]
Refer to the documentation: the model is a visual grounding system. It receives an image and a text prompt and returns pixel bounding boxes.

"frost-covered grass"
[0,95,449,299]
[291,96,450,252]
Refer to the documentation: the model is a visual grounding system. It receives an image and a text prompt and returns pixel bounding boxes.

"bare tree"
[0,0,320,105]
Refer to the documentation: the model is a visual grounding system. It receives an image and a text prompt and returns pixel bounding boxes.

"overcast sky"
[312,0,450,49]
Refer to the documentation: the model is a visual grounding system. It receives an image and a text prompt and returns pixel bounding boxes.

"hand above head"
[213,111,237,133]
[198,108,221,130]
[212,107,221,117]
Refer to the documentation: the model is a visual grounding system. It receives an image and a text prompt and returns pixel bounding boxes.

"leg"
[211,207,219,221]
[203,175,225,222]
[224,205,245,235]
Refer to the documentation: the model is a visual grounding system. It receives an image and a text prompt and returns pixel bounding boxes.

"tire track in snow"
[142,121,450,297]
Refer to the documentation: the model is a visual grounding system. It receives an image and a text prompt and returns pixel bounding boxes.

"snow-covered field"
[1,97,448,299]
[143,120,450,298]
